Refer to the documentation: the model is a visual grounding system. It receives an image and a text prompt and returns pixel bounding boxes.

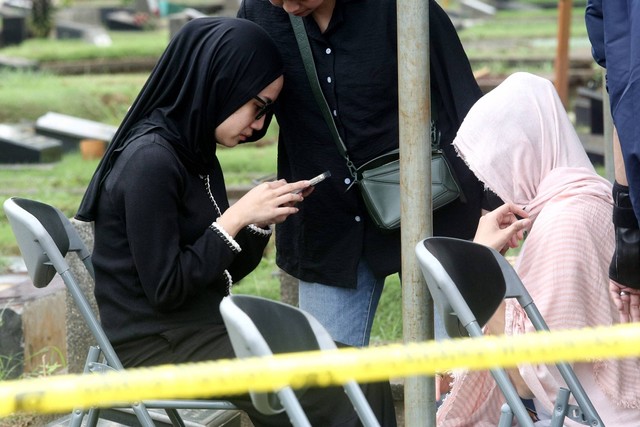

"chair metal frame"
[3,197,239,427]
[415,236,603,427]
[220,294,381,427]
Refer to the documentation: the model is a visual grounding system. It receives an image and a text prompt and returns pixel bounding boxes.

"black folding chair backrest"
[8,197,76,287]
[422,237,506,337]
[231,295,322,354]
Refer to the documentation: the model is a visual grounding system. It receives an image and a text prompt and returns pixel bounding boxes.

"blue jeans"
[299,260,449,347]
[299,260,385,347]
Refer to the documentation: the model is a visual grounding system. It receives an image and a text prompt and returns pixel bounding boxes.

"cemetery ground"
[0,0,603,424]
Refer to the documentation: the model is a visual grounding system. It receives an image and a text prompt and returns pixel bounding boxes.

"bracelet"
[209,222,241,254]
[247,223,273,237]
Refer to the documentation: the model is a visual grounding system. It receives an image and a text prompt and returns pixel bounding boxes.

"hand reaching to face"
[435,372,453,402]
[609,280,640,323]
[473,203,531,253]
[217,179,309,236]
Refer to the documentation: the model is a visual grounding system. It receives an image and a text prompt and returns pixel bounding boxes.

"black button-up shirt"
[239,0,483,287]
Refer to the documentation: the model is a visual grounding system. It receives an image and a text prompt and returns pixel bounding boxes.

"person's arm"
[609,127,640,322]
[472,203,534,398]
[484,303,535,399]
[585,0,606,68]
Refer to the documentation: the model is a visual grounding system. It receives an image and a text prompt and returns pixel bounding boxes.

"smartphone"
[293,170,331,194]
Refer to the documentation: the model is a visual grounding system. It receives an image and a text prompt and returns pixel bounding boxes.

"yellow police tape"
[0,322,638,416]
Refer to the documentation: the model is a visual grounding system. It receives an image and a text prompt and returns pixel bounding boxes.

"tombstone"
[104,10,146,31]
[0,7,27,46]
[55,20,112,47]
[64,219,99,375]
[460,0,496,18]
[0,123,62,164]
[168,8,206,38]
[34,112,117,152]
[0,308,24,379]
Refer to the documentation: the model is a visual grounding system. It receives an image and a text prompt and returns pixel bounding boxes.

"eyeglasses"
[254,95,274,121]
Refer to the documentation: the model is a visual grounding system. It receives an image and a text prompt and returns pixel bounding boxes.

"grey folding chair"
[415,236,604,427]
[3,197,240,427]
[219,294,381,427]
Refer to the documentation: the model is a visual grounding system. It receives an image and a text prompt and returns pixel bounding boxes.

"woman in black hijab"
[75,17,396,426]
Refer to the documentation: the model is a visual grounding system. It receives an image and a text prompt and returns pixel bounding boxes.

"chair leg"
[498,403,514,427]
[343,381,380,427]
[131,401,158,427]
[68,408,86,427]
[69,346,104,427]
[85,408,101,427]
[165,408,186,427]
[276,388,312,427]
[550,388,570,427]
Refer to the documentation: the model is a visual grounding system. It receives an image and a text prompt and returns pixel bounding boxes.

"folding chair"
[415,236,604,427]
[3,197,240,427]
[219,294,380,427]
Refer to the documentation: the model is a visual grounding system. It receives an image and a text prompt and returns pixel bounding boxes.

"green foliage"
[29,0,54,38]
[0,354,21,381]
[372,275,402,343]
[24,347,67,378]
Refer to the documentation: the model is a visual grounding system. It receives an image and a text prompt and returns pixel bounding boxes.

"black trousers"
[114,324,397,427]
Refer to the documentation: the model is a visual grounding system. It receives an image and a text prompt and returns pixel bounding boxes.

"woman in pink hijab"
[438,72,640,426]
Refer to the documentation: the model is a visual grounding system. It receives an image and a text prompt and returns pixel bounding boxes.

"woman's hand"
[609,280,640,323]
[473,203,531,253]
[217,179,309,236]
[435,372,453,401]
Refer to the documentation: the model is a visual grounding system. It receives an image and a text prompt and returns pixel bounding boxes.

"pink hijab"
[437,72,640,426]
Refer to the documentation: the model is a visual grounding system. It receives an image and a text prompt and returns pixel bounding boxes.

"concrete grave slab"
[0,123,62,163]
[35,112,117,152]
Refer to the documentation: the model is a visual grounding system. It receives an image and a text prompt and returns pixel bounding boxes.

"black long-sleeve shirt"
[239,0,483,287]
[92,136,269,344]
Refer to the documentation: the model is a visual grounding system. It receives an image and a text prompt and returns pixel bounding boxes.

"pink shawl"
[437,72,640,426]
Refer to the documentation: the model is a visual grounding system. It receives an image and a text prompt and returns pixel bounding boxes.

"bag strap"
[290,15,359,179]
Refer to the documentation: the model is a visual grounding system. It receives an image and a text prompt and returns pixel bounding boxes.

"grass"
[0,29,168,62]
[0,70,146,124]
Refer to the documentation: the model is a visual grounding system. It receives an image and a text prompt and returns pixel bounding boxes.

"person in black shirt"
[239,0,484,347]
[76,17,397,426]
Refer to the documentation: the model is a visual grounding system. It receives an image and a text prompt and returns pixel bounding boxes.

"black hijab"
[76,17,283,221]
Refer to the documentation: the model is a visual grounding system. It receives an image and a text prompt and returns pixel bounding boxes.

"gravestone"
[0,307,24,379]
[35,112,117,152]
[0,123,62,164]
[55,20,112,46]
[0,7,27,46]
[168,8,207,38]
